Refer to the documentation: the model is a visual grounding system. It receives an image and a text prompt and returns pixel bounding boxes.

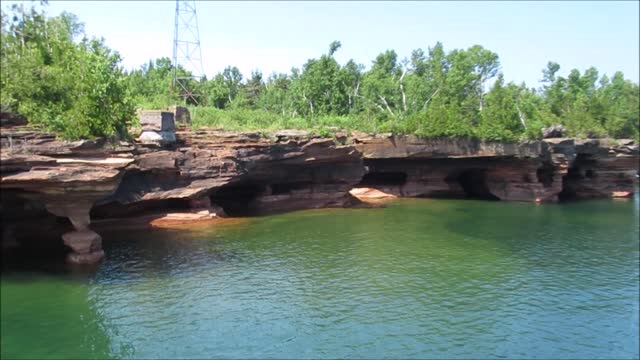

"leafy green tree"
[126,57,178,108]
[537,63,639,139]
[3,4,637,142]
[236,70,264,109]
[201,73,231,109]
[360,50,402,121]
[297,41,350,116]
[597,72,639,139]
[259,73,291,115]
[222,66,243,102]
[328,40,342,57]
[340,59,364,113]
[1,3,134,139]
[477,74,525,140]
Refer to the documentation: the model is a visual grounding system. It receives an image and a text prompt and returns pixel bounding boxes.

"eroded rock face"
[1,126,638,264]
[352,135,638,203]
[352,134,545,159]
[62,230,104,264]
[96,130,365,217]
[351,136,550,201]
[551,139,639,200]
[1,127,134,263]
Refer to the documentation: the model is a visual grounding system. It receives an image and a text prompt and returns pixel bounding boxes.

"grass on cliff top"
[185,106,532,141]
[188,107,381,137]
[129,105,639,143]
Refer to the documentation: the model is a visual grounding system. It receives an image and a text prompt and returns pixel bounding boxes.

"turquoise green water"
[2,195,639,359]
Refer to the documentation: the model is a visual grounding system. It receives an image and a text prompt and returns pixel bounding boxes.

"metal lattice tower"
[172,0,204,104]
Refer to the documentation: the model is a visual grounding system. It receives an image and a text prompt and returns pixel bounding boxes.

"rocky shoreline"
[1,122,638,264]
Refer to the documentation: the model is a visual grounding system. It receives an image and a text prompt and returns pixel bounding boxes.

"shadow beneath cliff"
[359,171,408,187]
[1,246,70,275]
[91,198,192,219]
[210,181,268,217]
[558,154,598,202]
[0,189,77,273]
[446,169,500,201]
[210,179,362,217]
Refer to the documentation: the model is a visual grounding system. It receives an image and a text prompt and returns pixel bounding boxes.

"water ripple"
[2,196,639,359]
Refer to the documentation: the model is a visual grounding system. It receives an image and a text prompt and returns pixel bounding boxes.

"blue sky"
[4,1,639,87]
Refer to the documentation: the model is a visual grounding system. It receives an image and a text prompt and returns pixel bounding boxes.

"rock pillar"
[45,199,104,264]
[188,195,227,217]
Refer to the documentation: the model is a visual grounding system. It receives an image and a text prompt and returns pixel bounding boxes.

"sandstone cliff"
[1,126,638,264]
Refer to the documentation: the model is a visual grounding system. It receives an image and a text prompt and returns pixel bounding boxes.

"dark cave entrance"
[450,169,499,200]
[557,154,597,202]
[91,198,192,219]
[210,182,268,217]
[358,171,408,187]
[536,163,555,188]
[270,182,312,195]
[558,165,582,201]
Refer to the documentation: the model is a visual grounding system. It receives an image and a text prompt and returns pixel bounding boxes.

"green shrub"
[1,6,134,140]
[3,5,637,142]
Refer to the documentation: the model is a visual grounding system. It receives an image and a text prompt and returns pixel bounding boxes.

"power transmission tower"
[172,0,204,105]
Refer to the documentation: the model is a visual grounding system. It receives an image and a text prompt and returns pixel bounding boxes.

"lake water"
[2,195,639,359]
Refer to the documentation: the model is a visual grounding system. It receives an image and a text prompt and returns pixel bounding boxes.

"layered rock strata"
[1,126,638,263]
[1,128,134,263]
[352,135,638,203]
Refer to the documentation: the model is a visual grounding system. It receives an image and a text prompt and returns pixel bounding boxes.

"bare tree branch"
[302,91,313,115]
[516,103,527,129]
[379,95,395,117]
[399,68,409,113]
[350,81,360,110]
[422,87,441,110]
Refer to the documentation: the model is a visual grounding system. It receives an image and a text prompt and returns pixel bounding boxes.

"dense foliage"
[2,4,638,141]
[1,3,134,139]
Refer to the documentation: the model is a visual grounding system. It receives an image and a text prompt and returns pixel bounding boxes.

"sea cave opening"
[557,154,597,201]
[210,182,268,217]
[358,171,408,187]
[91,198,191,219]
[451,169,499,200]
[536,164,555,188]
[558,165,582,201]
[270,182,311,195]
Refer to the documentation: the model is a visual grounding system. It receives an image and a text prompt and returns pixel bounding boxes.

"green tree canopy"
[1,3,134,139]
[2,5,638,142]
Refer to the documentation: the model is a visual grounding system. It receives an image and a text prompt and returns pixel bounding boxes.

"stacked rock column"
[45,199,104,264]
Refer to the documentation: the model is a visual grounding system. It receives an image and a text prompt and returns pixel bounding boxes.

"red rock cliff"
[1,127,638,263]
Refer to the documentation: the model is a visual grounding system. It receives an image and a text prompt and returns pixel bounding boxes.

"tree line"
[2,4,638,141]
